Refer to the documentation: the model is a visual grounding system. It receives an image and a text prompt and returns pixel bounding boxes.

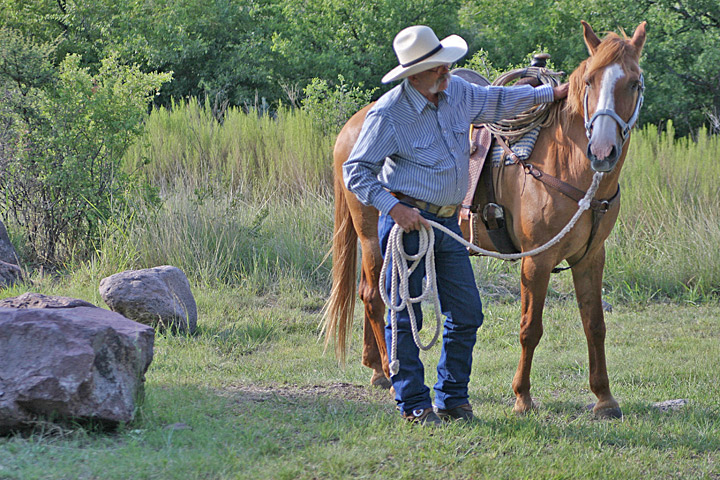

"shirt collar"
[402,78,451,114]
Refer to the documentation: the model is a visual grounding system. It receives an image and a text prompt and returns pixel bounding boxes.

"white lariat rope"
[382,171,605,376]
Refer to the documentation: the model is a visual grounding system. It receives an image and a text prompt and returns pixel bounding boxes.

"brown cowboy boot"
[434,403,475,422]
[400,407,443,426]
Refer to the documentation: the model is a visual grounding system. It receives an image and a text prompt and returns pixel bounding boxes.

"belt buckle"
[437,205,457,217]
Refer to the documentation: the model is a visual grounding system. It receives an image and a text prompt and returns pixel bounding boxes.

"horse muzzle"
[587,142,620,172]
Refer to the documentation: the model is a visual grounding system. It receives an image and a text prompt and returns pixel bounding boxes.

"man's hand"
[388,203,430,232]
[553,83,569,101]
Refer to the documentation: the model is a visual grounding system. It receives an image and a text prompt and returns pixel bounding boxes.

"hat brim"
[381,34,468,84]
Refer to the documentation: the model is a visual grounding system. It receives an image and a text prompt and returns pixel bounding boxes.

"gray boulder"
[0,260,21,289]
[0,219,19,266]
[0,293,154,433]
[99,265,197,334]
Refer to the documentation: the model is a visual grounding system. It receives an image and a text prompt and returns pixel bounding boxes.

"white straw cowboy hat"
[382,25,468,84]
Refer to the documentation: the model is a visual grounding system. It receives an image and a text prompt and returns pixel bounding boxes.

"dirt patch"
[222,382,393,405]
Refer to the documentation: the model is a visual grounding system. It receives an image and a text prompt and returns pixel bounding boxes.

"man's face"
[411,64,452,95]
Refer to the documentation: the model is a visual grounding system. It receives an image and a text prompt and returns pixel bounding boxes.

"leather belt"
[391,192,460,218]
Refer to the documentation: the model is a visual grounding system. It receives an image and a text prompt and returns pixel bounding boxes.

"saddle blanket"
[490,126,541,167]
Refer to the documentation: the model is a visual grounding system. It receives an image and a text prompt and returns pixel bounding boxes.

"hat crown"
[393,26,441,66]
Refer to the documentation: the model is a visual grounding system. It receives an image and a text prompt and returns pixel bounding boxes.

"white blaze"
[590,63,625,159]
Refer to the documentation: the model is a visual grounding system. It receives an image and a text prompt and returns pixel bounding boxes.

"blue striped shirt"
[343,75,555,214]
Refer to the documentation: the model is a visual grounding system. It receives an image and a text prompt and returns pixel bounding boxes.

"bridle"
[583,72,644,146]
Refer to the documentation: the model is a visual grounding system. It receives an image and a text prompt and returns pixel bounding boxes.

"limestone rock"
[0,295,154,433]
[99,266,197,334]
[0,220,19,266]
[0,260,21,289]
[653,399,689,412]
[0,292,95,309]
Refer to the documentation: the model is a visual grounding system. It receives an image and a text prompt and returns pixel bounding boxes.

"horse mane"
[564,31,642,119]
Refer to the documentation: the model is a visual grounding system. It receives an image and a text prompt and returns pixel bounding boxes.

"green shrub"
[0,27,171,264]
[301,74,377,136]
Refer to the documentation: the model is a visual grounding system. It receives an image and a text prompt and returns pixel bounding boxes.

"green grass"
[606,122,720,301]
[3,102,720,478]
[1,280,718,479]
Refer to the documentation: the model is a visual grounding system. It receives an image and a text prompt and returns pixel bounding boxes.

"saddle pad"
[491,126,541,167]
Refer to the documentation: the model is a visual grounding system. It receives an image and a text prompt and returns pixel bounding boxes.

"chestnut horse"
[323,21,646,418]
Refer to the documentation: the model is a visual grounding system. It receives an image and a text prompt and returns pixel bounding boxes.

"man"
[343,25,568,425]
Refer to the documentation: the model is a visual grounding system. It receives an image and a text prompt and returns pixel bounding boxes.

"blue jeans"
[378,209,484,416]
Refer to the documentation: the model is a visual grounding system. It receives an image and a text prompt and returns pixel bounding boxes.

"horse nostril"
[608,145,617,160]
[586,143,595,162]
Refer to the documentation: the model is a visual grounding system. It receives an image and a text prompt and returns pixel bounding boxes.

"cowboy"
[343,25,569,425]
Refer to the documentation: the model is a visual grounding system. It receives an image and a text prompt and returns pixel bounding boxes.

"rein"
[494,134,620,272]
[383,171,605,374]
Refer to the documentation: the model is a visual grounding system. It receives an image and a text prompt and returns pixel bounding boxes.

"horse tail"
[321,171,358,365]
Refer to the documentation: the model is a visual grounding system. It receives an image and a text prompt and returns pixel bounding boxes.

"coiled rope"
[382,171,605,376]
[486,66,564,142]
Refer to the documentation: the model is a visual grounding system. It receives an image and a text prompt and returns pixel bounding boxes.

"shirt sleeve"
[468,84,555,124]
[342,108,400,215]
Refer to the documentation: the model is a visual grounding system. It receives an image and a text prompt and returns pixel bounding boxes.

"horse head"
[569,21,646,173]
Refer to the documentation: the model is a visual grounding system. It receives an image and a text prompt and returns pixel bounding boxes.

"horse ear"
[581,21,601,55]
[630,21,647,56]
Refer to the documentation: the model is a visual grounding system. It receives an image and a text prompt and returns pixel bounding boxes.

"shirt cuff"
[374,191,400,215]
[535,84,555,104]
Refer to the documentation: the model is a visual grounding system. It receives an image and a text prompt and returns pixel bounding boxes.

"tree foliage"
[459,0,720,136]
[1,0,717,135]
[0,27,171,264]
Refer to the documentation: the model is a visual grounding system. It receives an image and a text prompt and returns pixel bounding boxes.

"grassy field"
[1,278,718,479]
[1,102,719,478]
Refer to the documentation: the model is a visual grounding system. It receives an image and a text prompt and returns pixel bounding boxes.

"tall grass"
[113,100,720,302]
[606,122,720,301]
[123,98,335,197]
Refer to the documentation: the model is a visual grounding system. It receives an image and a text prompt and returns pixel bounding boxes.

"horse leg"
[358,238,391,389]
[571,247,622,418]
[512,256,552,414]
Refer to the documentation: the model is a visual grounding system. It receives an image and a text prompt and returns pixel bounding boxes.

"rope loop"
[486,66,564,143]
[382,171,605,376]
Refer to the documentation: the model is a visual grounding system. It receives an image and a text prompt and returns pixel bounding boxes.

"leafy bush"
[0,28,171,264]
[301,75,377,136]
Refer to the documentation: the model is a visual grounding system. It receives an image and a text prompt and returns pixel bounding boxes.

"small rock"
[0,292,95,309]
[0,219,19,266]
[0,260,21,289]
[163,422,191,431]
[601,300,613,313]
[653,399,688,411]
[99,266,197,334]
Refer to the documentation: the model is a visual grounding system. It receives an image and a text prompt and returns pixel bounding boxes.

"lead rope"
[382,171,604,376]
[379,222,443,376]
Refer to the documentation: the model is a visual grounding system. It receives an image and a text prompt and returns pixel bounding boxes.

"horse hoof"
[512,399,538,415]
[370,373,392,390]
[588,402,623,419]
[595,406,623,419]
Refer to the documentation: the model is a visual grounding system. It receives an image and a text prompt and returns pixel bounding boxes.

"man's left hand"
[553,83,569,100]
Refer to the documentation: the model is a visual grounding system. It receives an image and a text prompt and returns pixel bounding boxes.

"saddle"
[457,66,621,271]
[456,64,551,256]
[459,125,521,255]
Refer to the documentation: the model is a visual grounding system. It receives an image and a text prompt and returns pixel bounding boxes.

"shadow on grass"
[475,396,720,455]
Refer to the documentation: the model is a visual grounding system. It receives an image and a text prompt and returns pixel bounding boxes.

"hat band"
[400,44,443,67]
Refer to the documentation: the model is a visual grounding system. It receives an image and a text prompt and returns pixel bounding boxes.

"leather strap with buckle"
[391,193,460,218]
